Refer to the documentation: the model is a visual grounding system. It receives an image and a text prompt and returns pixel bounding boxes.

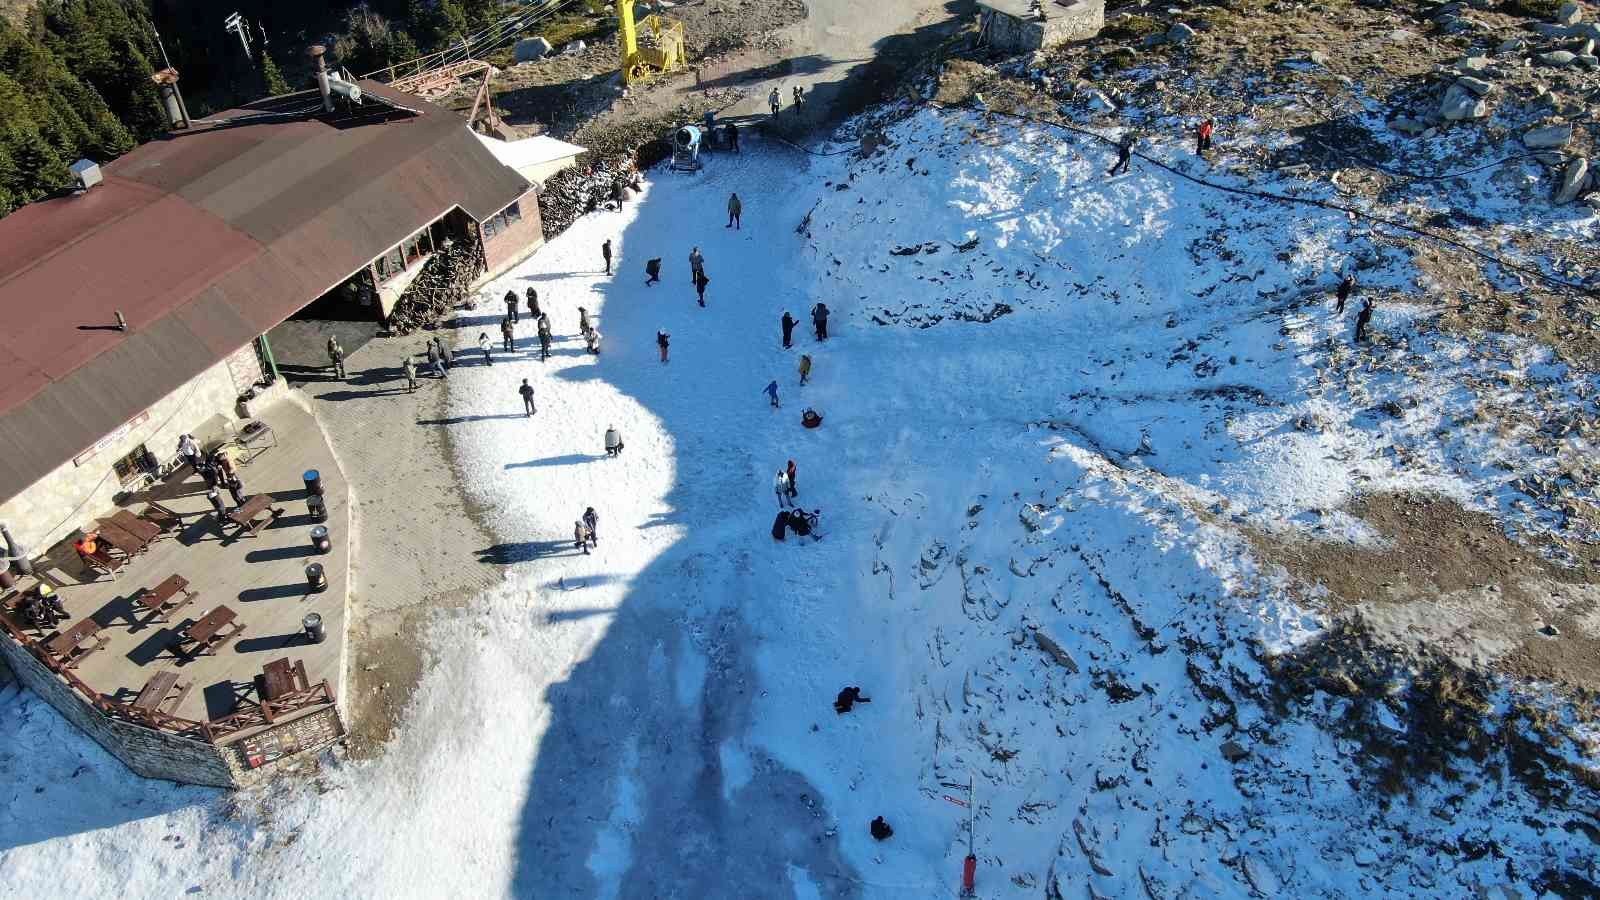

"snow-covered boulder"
[1439,84,1489,120]
[1539,49,1578,66]
[1455,75,1493,96]
[1167,22,1197,44]
[514,36,552,62]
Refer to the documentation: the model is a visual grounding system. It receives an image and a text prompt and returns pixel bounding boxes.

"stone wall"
[0,351,261,552]
[0,634,236,787]
[982,1,1103,51]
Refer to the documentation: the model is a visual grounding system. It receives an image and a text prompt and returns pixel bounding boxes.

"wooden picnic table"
[261,657,309,702]
[136,574,197,623]
[93,522,149,557]
[103,509,163,543]
[132,669,192,716]
[227,494,274,538]
[178,605,245,657]
[45,617,108,669]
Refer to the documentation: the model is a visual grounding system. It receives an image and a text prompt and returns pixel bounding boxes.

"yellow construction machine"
[618,1,684,85]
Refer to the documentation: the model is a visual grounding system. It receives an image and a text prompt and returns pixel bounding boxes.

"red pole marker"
[962,854,977,894]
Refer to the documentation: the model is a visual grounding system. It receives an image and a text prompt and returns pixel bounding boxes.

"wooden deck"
[16,399,349,735]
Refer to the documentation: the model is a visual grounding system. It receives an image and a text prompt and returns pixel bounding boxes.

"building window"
[503,202,521,225]
[483,202,521,241]
[112,444,153,486]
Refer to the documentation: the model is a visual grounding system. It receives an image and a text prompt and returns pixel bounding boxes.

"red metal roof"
[0,83,531,503]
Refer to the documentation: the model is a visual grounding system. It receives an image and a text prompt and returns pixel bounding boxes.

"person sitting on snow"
[834,686,871,714]
[605,426,623,457]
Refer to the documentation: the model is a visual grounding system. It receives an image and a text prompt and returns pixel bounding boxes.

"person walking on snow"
[583,507,599,546]
[1354,298,1374,344]
[602,239,613,275]
[434,336,453,370]
[326,336,346,379]
[657,330,671,363]
[605,426,623,457]
[811,302,830,341]
[688,246,705,284]
[727,193,742,229]
[782,311,797,348]
[769,86,781,116]
[764,379,780,408]
[1196,118,1214,155]
[526,286,540,321]
[786,459,798,499]
[1107,133,1135,177]
[538,316,552,361]
[402,357,417,392]
[501,317,515,352]
[1335,273,1355,314]
[798,353,812,385]
[792,84,805,113]
[426,341,446,378]
[578,306,593,337]
[645,258,662,285]
[477,332,493,365]
[518,379,536,416]
[775,470,792,507]
[585,328,602,354]
[574,520,591,555]
[504,289,519,324]
[694,270,710,307]
[725,121,740,153]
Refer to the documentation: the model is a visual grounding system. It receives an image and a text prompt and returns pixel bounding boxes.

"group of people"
[1334,273,1376,343]
[178,432,250,532]
[573,506,599,555]
[768,85,806,117]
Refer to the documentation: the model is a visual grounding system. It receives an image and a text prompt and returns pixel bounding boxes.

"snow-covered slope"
[1,105,1596,898]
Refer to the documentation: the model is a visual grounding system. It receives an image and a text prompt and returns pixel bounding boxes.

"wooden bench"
[136,574,197,623]
[176,605,245,657]
[75,543,126,579]
[92,522,150,558]
[227,494,275,538]
[131,669,193,719]
[45,617,108,669]
[103,509,164,543]
[140,501,183,533]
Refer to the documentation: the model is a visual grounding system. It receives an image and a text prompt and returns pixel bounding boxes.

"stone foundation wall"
[0,634,236,787]
[982,1,1103,51]
[0,352,261,553]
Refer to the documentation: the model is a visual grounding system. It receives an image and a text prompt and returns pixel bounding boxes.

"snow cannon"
[671,125,702,172]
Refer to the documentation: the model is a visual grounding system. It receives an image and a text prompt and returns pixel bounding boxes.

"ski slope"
[1,106,1596,898]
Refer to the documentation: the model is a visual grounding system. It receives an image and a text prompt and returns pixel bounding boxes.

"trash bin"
[305,562,327,593]
[307,493,328,523]
[310,525,331,554]
[303,469,324,497]
[302,612,325,644]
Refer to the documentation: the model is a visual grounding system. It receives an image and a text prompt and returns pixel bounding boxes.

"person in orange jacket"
[1197,118,1215,155]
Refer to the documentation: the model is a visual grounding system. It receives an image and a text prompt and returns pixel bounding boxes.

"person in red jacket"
[1196,118,1215,155]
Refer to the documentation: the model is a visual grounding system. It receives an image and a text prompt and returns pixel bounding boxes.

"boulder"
[1309,50,1328,66]
[1523,123,1574,148]
[1556,157,1590,203]
[1536,150,1568,165]
[1456,75,1493,96]
[1086,89,1118,113]
[1584,192,1600,209]
[1496,38,1527,54]
[1578,37,1597,55]
[1389,116,1428,134]
[1572,22,1600,39]
[1440,84,1489,119]
[1557,1,1583,25]
[513,36,552,62]
[1167,22,1197,44]
[1033,632,1081,673]
[1533,23,1577,37]
[1539,50,1578,66]
[1458,55,1491,71]
[1220,740,1251,762]
[1580,53,1600,66]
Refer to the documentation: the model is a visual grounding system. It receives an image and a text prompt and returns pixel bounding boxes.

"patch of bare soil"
[1249,492,1600,691]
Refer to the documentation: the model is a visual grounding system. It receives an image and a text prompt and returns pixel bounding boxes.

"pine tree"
[0,123,70,206]
[260,50,291,96]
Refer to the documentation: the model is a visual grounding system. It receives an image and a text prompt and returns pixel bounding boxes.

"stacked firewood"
[538,156,635,240]
[387,237,482,334]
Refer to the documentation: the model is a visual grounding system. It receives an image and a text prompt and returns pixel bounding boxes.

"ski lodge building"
[0,80,548,554]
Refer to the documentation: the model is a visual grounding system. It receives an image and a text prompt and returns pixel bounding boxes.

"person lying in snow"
[801,409,823,429]
[870,817,893,841]
[834,686,870,714]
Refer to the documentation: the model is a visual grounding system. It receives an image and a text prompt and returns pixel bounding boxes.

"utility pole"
[223,12,252,61]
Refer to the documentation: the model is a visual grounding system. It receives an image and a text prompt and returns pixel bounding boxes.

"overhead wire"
[927,101,1593,296]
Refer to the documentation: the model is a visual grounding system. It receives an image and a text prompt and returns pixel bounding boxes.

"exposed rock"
[1034,632,1081,673]
[1457,55,1491,72]
[1440,84,1490,120]
[514,36,552,62]
[1557,1,1583,26]
[1354,847,1379,866]
[1389,116,1428,135]
[1535,150,1567,165]
[1309,50,1328,66]
[1242,856,1281,897]
[1533,23,1577,38]
[1573,22,1600,39]
[1523,123,1574,149]
[1167,22,1197,44]
[1456,75,1493,96]
[1585,192,1600,209]
[1496,38,1527,54]
[1180,814,1211,834]
[1539,50,1578,66]
[1556,157,1590,203]
[1220,740,1251,762]
[1086,89,1118,114]
[1580,53,1600,67]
